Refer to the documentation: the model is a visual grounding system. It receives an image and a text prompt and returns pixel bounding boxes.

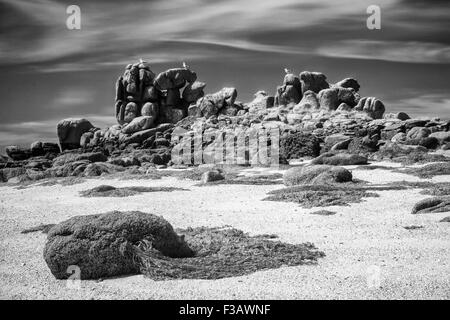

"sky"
[0,0,449,149]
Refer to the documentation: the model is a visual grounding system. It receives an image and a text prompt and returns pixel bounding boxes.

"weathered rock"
[57,118,94,151]
[411,196,450,214]
[405,119,429,130]
[333,78,360,92]
[418,137,439,149]
[123,102,139,123]
[120,123,173,145]
[376,142,427,160]
[53,151,107,167]
[323,134,351,151]
[142,85,159,102]
[182,81,206,103]
[311,152,368,166]
[141,102,159,117]
[336,87,358,107]
[318,88,339,111]
[80,132,94,148]
[122,116,155,134]
[163,88,180,107]
[354,97,385,119]
[43,211,194,279]
[283,165,352,186]
[196,88,237,118]
[159,106,186,124]
[0,167,26,182]
[293,90,319,113]
[347,137,379,154]
[336,103,352,112]
[391,132,407,143]
[406,127,431,140]
[299,71,329,94]
[5,146,32,161]
[279,132,321,163]
[429,131,450,143]
[154,68,197,90]
[247,91,275,113]
[275,84,301,106]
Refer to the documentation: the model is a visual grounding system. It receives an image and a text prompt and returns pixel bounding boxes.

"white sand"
[0,163,449,300]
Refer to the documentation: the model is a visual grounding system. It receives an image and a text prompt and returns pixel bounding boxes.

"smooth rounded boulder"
[43,211,194,280]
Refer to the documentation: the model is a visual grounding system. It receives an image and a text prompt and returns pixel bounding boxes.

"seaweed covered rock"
[57,118,95,151]
[283,165,352,186]
[411,196,450,214]
[347,136,379,154]
[279,132,321,163]
[311,152,368,166]
[43,211,194,280]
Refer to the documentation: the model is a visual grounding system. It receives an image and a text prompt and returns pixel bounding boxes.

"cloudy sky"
[0,0,449,149]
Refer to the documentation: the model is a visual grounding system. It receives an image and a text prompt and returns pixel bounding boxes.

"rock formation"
[1,60,449,183]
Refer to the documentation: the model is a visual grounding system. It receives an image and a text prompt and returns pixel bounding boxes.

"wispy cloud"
[317,40,450,64]
[0,0,400,71]
[389,93,450,118]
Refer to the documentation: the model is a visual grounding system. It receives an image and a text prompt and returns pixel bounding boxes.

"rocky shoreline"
[1,61,449,184]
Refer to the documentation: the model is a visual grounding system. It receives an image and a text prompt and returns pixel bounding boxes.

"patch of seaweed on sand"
[133,227,324,280]
[263,182,409,208]
[14,177,86,189]
[198,173,284,186]
[79,185,188,197]
[394,162,450,178]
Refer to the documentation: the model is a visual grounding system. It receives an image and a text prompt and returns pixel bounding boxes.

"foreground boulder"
[57,118,95,151]
[283,165,353,186]
[411,197,450,214]
[43,211,194,280]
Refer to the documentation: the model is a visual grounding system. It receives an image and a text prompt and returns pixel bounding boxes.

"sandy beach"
[0,161,449,300]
